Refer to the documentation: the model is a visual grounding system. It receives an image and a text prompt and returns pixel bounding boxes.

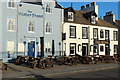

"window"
[68,12,74,21]
[91,16,96,24]
[8,0,15,8]
[46,22,51,34]
[7,41,15,54]
[114,45,118,54]
[93,45,97,53]
[70,26,76,38]
[93,28,98,39]
[100,30,104,38]
[78,44,81,52]
[46,3,51,13]
[70,43,76,55]
[28,20,35,32]
[100,45,104,52]
[82,27,88,39]
[113,31,118,40]
[8,18,15,31]
[105,30,109,40]
[45,42,51,52]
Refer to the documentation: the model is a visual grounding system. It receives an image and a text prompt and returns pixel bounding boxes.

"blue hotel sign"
[18,10,43,18]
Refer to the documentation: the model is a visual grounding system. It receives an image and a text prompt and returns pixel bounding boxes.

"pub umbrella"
[52,40,55,57]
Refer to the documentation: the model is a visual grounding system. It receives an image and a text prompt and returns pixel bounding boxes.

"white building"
[62,2,118,56]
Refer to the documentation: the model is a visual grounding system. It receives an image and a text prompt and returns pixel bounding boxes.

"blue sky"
[58,2,119,20]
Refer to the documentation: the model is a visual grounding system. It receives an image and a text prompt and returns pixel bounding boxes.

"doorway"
[82,43,88,56]
[105,44,110,55]
[28,41,35,57]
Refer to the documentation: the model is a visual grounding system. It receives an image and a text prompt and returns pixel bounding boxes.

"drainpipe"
[88,26,90,55]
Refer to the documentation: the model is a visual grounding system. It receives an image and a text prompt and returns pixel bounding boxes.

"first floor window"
[8,18,15,31]
[100,30,104,38]
[28,20,35,32]
[46,22,51,33]
[113,31,118,41]
[82,27,88,39]
[70,43,76,55]
[8,0,15,8]
[93,28,98,39]
[114,45,118,54]
[105,30,109,40]
[7,41,15,54]
[45,42,51,52]
[100,45,104,52]
[70,26,76,38]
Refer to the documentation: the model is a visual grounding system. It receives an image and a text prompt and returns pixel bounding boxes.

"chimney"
[81,5,85,10]
[104,11,115,25]
[81,2,98,21]
[86,4,89,8]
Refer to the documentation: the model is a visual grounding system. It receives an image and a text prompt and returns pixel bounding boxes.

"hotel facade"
[0,0,63,61]
[0,1,119,62]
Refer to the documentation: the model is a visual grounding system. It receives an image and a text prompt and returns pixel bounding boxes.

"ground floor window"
[7,41,15,54]
[45,42,51,52]
[70,43,76,55]
[114,45,118,54]
[100,45,104,52]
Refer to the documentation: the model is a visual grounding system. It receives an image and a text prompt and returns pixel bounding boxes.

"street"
[2,63,120,80]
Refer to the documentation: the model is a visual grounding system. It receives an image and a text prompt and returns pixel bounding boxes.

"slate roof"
[64,9,118,28]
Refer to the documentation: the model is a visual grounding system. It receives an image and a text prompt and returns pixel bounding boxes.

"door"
[105,44,110,55]
[28,41,35,57]
[82,44,88,56]
[70,43,76,55]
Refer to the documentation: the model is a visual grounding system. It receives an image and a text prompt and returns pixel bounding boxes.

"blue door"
[28,41,35,57]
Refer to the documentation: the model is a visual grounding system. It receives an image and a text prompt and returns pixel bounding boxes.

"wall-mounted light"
[23,41,26,45]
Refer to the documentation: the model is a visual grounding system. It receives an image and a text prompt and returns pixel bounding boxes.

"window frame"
[69,25,76,38]
[113,31,118,41]
[93,28,98,39]
[45,3,52,13]
[7,18,16,32]
[100,30,104,38]
[105,30,109,40]
[70,43,76,55]
[45,22,51,34]
[82,27,88,39]
[28,20,35,33]
[7,0,16,9]
[68,12,74,21]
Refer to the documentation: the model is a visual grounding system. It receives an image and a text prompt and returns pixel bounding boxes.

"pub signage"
[18,10,43,18]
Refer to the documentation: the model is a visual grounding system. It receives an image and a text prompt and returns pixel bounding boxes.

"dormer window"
[91,16,96,24]
[68,12,74,21]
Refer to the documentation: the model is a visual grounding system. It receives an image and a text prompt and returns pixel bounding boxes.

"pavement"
[2,62,120,79]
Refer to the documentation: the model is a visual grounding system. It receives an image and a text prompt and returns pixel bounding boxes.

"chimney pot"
[86,4,89,8]
[91,2,96,6]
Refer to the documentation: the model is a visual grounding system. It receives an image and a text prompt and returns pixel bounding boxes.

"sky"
[58,2,119,20]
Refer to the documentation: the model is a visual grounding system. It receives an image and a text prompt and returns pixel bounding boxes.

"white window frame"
[70,26,76,38]
[45,22,51,34]
[45,42,51,52]
[46,3,52,13]
[7,0,16,9]
[28,20,35,33]
[7,40,15,54]
[91,16,96,24]
[82,27,88,39]
[7,18,16,32]
[68,12,74,21]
